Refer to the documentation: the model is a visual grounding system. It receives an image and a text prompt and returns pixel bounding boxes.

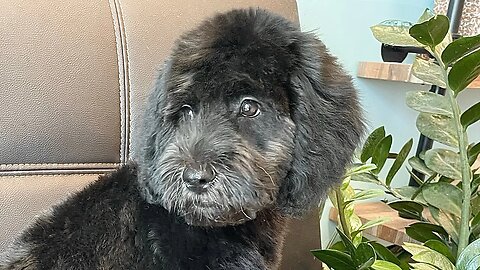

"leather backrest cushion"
[0,0,298,173]
[0,1,122,168]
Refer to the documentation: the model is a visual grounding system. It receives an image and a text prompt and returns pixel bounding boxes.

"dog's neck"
[139,203,290,269]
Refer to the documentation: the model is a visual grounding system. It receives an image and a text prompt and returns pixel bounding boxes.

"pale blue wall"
[297,0,480,247]
[298,0,434,164]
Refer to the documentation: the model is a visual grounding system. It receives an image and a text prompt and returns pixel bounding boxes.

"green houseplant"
[312,9,480,270]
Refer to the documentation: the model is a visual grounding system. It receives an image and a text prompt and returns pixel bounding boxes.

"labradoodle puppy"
[1,8,364,270]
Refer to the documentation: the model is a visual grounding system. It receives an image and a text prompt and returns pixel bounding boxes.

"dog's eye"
[240,99,260,118]
[181,104,194,120]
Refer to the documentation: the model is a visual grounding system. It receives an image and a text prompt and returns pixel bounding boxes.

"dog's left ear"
[276,35,365,217]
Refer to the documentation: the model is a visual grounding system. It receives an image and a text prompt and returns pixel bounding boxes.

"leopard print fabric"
[434,0,479,36]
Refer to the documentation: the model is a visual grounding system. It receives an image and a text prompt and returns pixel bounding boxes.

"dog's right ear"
[137,60,176,203]
[276,35,365,217]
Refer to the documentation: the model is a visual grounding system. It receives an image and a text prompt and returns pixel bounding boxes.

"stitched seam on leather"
[0,174,98,179]
[0,163,119,167]
[109,0,129,165]
[118,0,132,162]
[0,168,115,177]
[116,0,131,163]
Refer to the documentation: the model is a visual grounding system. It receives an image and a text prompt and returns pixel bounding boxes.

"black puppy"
[1,8,364,270]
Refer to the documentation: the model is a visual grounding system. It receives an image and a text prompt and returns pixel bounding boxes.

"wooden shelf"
[329,202,416,245]
[357,61,480,89]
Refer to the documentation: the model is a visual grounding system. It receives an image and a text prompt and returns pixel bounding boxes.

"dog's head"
[137,9,364,226]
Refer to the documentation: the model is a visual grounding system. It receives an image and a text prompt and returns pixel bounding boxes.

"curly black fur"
[1,8,364,270]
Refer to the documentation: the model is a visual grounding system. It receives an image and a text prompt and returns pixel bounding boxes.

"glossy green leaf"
[422,182,462,217]
[393,186,428,205]
[408,156,435,176]
[329,240,346,252]
[388,200,424,220]
[345,163,378,178]
[417,9,435,23]
[333,178,364,246]
[471,211,480,238]
[409,262,440,270]
[456,238,480,270]
[438,175,455,183]
[405,227,440,244]
[409,15,449,48]
[328,189,339,210]
[416,113,458,147]
[329,187,361,244]
[354,243,376,269]
[405,224,450,252]
[371,242,403,267]
[406,222,447,243]
[461,100,480,129]
[424,240,455,263]
[386,139,413,186]
[371,20,423,47]
[336,228,356,259]
[424,149,461,179]
[434,31,453,57]
[372,135,393,174]
[351,217,391,239]
[468,142,480,166]
[351,172,381,184]
[361,126,386,163]
[412,58,446,88]
[405,91,452,116]
[414,251,455,270]
[429,207,460,243]
[471,174,480,194]
[442,33,480,66]
[410,222,449,238]
[396,251,413,270]
[448,49,480,95]
[349,189,384,203]
[414,9,451,57]
[351,220,363,246]
[419,151,427,160]
[471,195,480,217]
[403,242,455,270]
[311,249,356,270]
[371,260,403,270]
[416,10,452,57]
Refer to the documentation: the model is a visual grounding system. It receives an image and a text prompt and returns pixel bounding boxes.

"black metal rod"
[446,0,466,34]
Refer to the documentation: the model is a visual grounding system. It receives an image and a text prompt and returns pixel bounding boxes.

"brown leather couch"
[0,1,319,268]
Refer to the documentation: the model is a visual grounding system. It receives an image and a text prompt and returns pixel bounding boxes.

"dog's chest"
[142,208,287,270]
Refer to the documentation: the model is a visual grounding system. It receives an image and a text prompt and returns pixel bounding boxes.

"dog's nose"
[182,164,216,191]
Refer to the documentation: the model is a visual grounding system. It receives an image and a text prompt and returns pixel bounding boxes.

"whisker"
[240,207,253,220]
[255,165,275,186]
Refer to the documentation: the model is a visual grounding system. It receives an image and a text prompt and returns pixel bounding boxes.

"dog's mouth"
[169,182,267,227]
[182,206,259,227]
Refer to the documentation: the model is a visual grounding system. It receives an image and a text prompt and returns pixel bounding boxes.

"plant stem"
[411,173,437,199]
[335,186,351,239]
[448,94,472,255]
[377,180,402,199]
[436,55,472,256]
